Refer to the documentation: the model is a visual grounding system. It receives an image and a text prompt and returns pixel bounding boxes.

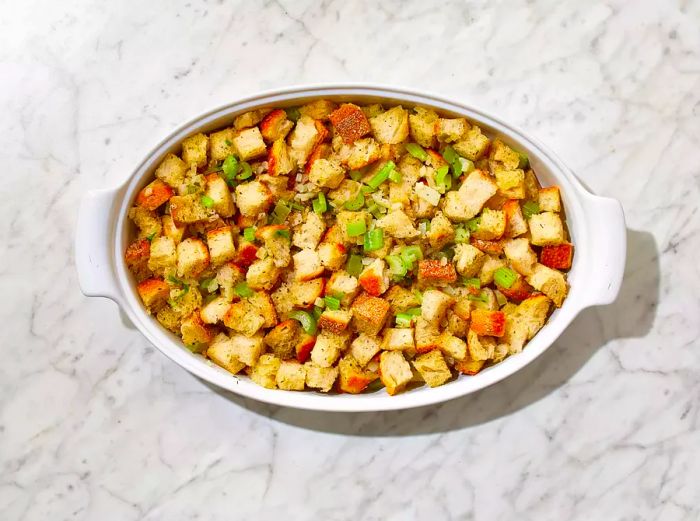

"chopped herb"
[146,232,156,242]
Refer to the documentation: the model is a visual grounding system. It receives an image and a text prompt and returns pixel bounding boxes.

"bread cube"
[291,212,325,251]
[234,241,258,268]
[207,127,235,161]
[358,258,390,296]
[125,238,151,281]
[231,127,266,161]
[295,334,316,363]
[147,236,177,275]
[467,329,496,361]
[498,277,535,303]
[246,257,281,291]
[503,238,537,276]
[216,262,245,302]
[290,278,325,309]
[289,115,321,166]
[310,330,348,368]
[379,351,413,396]
[438,331,467,361]
[369,106,409,144]
[304,362,338,392]
[446,309,469,338]
[255,225,292,268]
[442,170,497,222]
[351,293,391,336]
[436,118,469,143]
[489,139,521,169]
[248,291,278,328]
[452,126,490,161]
[503,199,528,238]
[502,294,551,354]
[249,354,281,389]
[376,209,418,239]
[382,328,415,351]
[470,309,506,337]
[417,260,457,286]
[264,319,301,359]
[326,271,359,306]
[136,278,170,310]
[168,194,211,225]
[421,289,455,327]
[276,360,306,391]
[529,212,565,246]
[472,208,506,240]
[414,182,441,207]
[318,309,352,334]
[538,186,561,212]
[292,249,324,281]
[162,215,185,244]
[129,206,162,238]
[309,158,345,189]
[412,350,452,387]
[266,138,295,176]
[176,238,210,278]
[168,284,202,318]
[234,109,270,130]
[155,153,187,188]
[318,242,347,271]
[337,355,377,394]
[426,212,455,249]
[494,168,526,199]
[299,99,338,120]
[206,226,236,266]
[329,103,371,144]
[181,312,214,348]
[384,285,421,313]
[540,243,574,270]
[414,316,440,353]
[259,109,294,142]
[204,174,234,217]
[235,180,272,217]
[526,263,568,307]
[207,333,246,374]
[408,107,438,148]
[349,334,381,367]
[453,243,486,277]
[181,133,209,167]
[136,179,173,211]
[345,137,381,170]
[474,256,503,287]
[200,296,230,325]
[455,355,486,375]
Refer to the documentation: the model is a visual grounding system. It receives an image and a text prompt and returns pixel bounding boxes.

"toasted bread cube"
[455,357,486,375]
[231,127,266,161]
[224,301,265,337]
[125,238,151,281]
[234,109,270,130]
[538,186,561,212]
[207,333,246,374]
[490,139,521,169]
[349,334,381,367]
[267,138,295,176]
[304,142,332,176]
[498,277,535,303]
[290,212,325,252]
[529,212,565,246]
[415,316,440,353]
[421,289,455,328]
[326,271,359,306]
[472,208,506,241]
[412,350,451,387]
[351,293,391,336]
[275,360,306,390]
[169,194,212,224]
[299,99,338,120]
[382,328,415,351]
[453,243,486,277]
[450,290,474,321]
[290,278,325,309]
[447,309,469,338]
[310,331,348,368]
[295,334,316,363]
[474,255,504,285]
[235,241,258,268]
[414,182,441,207]
[328,180,362,210]
[129,206,162,238]
[199,296,230,325]
[335,210,370,245]
[470,309,506,337]
[259,109,294,142]
[136,179,173,211]
[155,153,187,188]
[470,237,505,255]
[309,158,345,189]
[345,137,381,170]
[369,106,409,144]
[503,238,537,276]
[249,354,281,389]
[379,351,413,395]
[540,243,574,270]
[329,103,371,144]
[436,118,469,143]
[204,174,234,217]
[318,309,352,334]
[206,226,236,266]
[417,260,457,286]
[181,312,214,348]
[503,200,528,238]
[443,170,497,222]
[304,362,338,392]
[147,236,177,275]
[426,212,455,249]
[235,180,272,217]
[176,238,210,278]
[467,329,496,361]
[384,285,421,313]
[137,278,170,310]
[502,294,551,353]
[269,282,294,319]
[408,107,438,148]
[246,257,281,291]
[358,259,390,296]
[376,209,418,239]
[289,115,321,166]
[338,355,377,394]
[292,249,324,282]
[216,262,245,302]
[318,242,347,272]
[248,291,278,328]
[208,127,236,161]
[453,126,490,161]
[526,263,568,307]
[181,133,208,167]
[494,168,526,199]
[162,215,185,244]
[438,331,467,361]
[264,319,301,359]
[255,225,292,268]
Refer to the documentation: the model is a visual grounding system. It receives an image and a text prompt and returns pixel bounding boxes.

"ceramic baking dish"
[75,84,626,412]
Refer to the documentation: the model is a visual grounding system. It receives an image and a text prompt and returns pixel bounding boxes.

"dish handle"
[579,193,626,307]
[75,186,125,306]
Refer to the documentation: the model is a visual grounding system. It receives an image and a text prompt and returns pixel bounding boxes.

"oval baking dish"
[75,85,626,412]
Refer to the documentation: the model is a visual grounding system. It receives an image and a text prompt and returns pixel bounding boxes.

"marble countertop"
[2,0,699,519]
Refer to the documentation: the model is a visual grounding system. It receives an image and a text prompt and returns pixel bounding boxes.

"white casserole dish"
[75,84,626,412]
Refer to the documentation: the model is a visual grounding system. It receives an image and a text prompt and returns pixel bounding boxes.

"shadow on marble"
[206,228,659,436]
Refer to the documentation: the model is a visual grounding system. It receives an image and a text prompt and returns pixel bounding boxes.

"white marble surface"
[1,0,699,519]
